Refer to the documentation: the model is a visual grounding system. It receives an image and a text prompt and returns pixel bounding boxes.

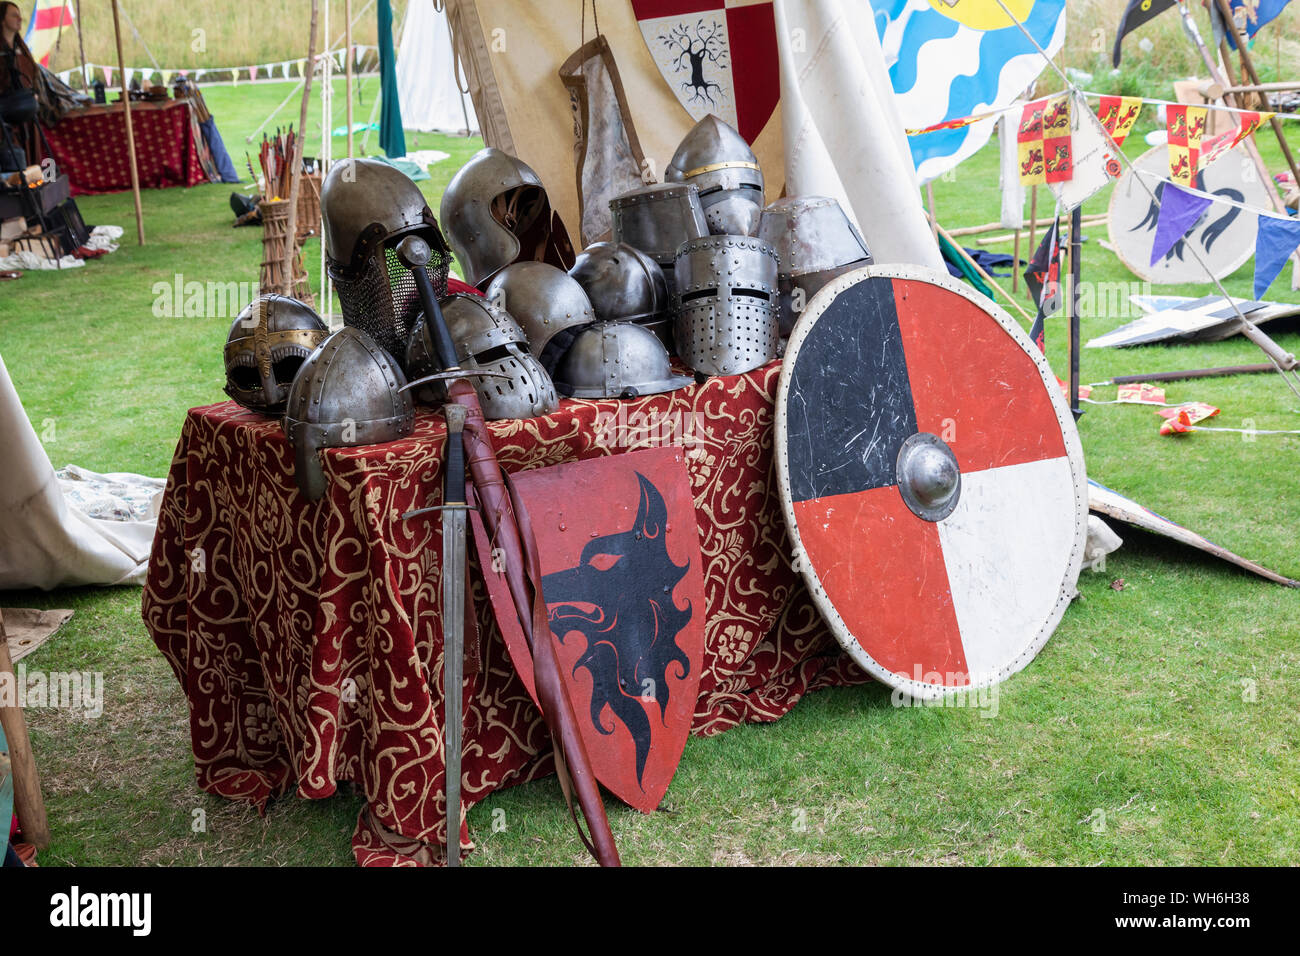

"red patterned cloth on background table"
[44,100,211,196]
[142,361,867,865]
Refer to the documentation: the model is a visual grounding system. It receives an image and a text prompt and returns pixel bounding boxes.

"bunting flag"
[281,61,290,79]
[1166,105,1208,185]
[1221,0,1293,50]
[1112,0,1178,66]
[1200,111,1273,172]
[1252,215,1300,298]
[249,64,258,81]
[1026,216,1064,351]
[1158,403,1220,436]
[1017,95,1073,186]
[1150,182,1212,266]
[906,109,1002,137]
[1052,94,1122,210]
[1096,95,1142,146]
[161,70,173,86]
[102,65,113,86]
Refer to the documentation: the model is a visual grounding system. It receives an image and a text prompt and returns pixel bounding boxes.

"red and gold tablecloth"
[142,361,868,866]
[44,100,210,196]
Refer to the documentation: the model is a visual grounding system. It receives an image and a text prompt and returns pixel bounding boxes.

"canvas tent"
[441,0,943,271]
[397,0,479,136]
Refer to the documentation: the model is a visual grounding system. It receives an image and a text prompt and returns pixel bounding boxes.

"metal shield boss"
[775,266,1087,699]
[673,235,780,377]
[468,447,706,813]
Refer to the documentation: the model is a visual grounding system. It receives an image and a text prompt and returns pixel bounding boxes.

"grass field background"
[1,21,1298,865]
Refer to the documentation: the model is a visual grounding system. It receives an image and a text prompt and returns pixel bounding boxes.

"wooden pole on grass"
[111,0,144,245]
[283,0,318,293]
[0,611,50,850]
[1012,228,1021,292]
[932,218,1036,326]
[345,0,355,159]
[1212,0,1300,190]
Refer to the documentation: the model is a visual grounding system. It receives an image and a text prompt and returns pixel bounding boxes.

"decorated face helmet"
[223,294,329,415]
[483,261,596,376]
[407,293,559,420]
[665,115,765,237]
[439,147,575,289]
[282,327,415,501]
[322,157,453,367]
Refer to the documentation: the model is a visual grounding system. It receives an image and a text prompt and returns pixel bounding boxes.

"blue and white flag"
[872,0,1067,183]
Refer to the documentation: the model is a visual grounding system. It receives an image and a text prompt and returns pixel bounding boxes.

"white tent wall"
[397,0,480,135]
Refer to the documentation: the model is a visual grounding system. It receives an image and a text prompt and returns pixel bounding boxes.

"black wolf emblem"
[542,473,692,789]
[1131,174,1243,263]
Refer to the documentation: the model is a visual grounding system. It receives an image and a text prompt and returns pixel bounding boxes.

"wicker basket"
[295,172,322,242]
[259,199,314,305]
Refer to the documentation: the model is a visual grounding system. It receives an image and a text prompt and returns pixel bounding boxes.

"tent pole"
[75,0,88,88]
[284,0,318,296]
[345,0,355,159]
[111,0,144,245]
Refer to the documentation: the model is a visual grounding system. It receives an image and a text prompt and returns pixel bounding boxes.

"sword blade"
[442,507,467,867]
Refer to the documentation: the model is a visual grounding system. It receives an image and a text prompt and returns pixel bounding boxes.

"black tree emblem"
[659,19,729,109]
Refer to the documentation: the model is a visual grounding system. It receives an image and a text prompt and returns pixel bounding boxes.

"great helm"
[665,115,764,237]
[483,262,596,376]
[223,294,329,415]
[553,322,693,400]
[282,326,415,502]
[567,241,671,347]
[609,182,708,301]
[321,157,452,367]
[406,293,559,420]
[757,196,873,336]
[673,235,780,377]
[440,147,575,289]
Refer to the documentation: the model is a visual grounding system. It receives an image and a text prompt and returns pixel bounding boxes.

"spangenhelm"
[553,322,693,400]
[406,293,559,420]
[322,157,452,367]
[757,196,873,336]
[223,294,329,415]
[282,326,415,502]
[567,241,671,348]
[673,235,780,377]
[609,182,708,301]
[665,115,764,237]
[439,147,575,289]
[483,262,596,376]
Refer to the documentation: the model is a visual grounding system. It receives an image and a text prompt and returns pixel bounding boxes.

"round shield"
[775,266,1087,699]
[1108,145,1271,285]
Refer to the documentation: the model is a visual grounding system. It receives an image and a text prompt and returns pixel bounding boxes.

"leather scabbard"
[447,379,620,867]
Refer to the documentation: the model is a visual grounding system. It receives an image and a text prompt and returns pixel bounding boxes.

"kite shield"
[775,266,1087,699]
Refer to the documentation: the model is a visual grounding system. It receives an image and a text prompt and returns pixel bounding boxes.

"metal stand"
[1069,205,1082,421]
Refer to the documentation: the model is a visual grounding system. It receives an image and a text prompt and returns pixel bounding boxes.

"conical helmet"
[322,157,452,366]
[406,293,559,420]
[483,262,596,375]
[282,326,415,501]
[440,147,575,288]
[223,294,329,415]
[665,115,764,237]
[553,322,692,400]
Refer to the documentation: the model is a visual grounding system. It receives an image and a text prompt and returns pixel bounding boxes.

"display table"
[142,361,867,865]
[43,99,212,196]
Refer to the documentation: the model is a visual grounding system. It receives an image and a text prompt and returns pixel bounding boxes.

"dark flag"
[1113,0,1179,67]
[1025,217,1063,353]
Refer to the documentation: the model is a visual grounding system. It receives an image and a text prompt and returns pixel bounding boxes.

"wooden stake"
[111,0,144,245]
[345,0,355,160]
[1012,228,1021,292]
[0,611,51,850]
[1028,186,1038,254]
[283,1,318,292]
[1213,0,1300,190]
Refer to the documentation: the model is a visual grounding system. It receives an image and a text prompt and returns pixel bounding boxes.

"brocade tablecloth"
[142,361,867,865]
[44,100,211,196]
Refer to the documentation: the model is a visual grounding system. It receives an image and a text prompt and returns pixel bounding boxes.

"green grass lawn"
[0,81,1297,866]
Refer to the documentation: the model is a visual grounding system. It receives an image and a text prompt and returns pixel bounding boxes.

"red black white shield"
[630,0,779,143]
[470,446,705,812]
[776,266,1087,699]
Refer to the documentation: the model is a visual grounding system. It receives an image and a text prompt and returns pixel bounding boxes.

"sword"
[439,402,468,867]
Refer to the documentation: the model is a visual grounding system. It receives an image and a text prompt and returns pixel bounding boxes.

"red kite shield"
[470,446,705,812]
[630,0,779,143]
[776,265,1088,699]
